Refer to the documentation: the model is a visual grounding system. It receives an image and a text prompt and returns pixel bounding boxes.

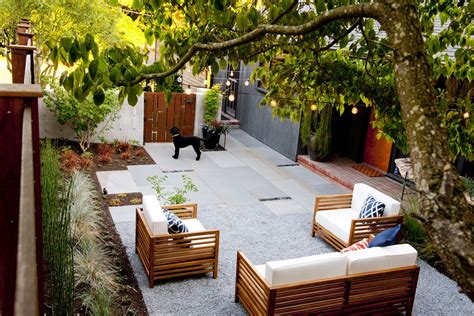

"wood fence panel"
[144,92,195,143]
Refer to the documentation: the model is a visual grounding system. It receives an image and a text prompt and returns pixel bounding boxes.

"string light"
[185,85,192,95]
[463,112,470,119]
[244,80,250,86]
[177,76,183,83]
[310,104,317,111]
[226,80,231,86]
[270,99,277,107]
[351,106,358,115]
[228,94,235,102]
[230,70,234,77]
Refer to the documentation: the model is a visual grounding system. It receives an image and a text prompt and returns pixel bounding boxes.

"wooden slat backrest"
[350,215,404,244]
[315,194,353,212]
[163,203,197,219]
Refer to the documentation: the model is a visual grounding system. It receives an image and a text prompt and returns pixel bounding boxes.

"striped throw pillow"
[340,238,369,253]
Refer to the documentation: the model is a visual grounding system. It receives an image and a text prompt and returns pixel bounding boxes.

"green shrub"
[401,197,442,266]
[41,140,75,315]
[203,84,221,123]
[462,176,474,198]
[308,106,332,161]
[43,81,120,152]
[147,175,198,205]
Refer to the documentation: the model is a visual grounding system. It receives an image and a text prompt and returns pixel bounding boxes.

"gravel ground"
[116,203,474,315]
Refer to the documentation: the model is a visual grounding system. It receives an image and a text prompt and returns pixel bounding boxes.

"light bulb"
[226,80,231,86]
[230,70,234,77]
[270,99,277,107]
[185,86,192,95]
[351,106,358,115]
[244,80,250,86]
[177,76,183,83]
[463,112,470,119]
[310,104,317,111]
[228,94,235,102]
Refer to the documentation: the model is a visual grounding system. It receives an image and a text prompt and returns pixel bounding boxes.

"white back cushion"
[265,252,347,286]
[352,183,400,216]
[142,195,168,235]
[345,244,417,275]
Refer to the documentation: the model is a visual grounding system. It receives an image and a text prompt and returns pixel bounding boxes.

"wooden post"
[8,45,36,84]
[17,32,34,46]
[0,84,44,316]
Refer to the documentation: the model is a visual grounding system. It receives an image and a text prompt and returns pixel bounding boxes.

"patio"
[99,129,473,315]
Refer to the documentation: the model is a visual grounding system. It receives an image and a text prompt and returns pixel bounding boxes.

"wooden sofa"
[312,183,404,250]
[135,195,220,287]
[235,244,420,315]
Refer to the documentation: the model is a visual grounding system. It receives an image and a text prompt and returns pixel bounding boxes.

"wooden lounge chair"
[135,196,220,287]
[312,183,403,250]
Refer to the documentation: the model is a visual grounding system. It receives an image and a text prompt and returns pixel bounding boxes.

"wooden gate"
[144,92,196,142]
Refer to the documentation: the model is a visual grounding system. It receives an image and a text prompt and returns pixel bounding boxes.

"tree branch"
[132,2,383,85]
[310,18,361,55]
[271,0,299,24]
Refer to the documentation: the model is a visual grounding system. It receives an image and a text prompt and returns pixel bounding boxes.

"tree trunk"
[379,0,473,299]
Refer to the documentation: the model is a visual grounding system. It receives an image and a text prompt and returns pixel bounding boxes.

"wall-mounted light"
[185,85,192,95]
[351,106,358,115]
[244,80,250,86]
[228,94,235,102]
[270,99,277,107]
[310,104,317,111]
[463,112,470,119]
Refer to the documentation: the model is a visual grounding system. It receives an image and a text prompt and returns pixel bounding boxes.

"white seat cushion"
[254,264,265,278]
[182,219,206,233]
[344,244,418,275]
[316,209,359,243]
[142,195,168,235]
[352,183,401,217]
[264,252,347,286]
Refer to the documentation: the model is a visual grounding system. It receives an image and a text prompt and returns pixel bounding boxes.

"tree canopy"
[12,0,474,298]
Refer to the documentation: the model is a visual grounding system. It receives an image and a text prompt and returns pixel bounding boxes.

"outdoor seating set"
[136,183,419,315]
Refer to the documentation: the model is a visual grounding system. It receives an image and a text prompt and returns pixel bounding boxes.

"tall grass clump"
[41,140,74,315]
[401,197,441,266]
[69,170,119,314]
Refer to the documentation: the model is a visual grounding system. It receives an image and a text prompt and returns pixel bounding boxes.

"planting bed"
[51,139,150,314]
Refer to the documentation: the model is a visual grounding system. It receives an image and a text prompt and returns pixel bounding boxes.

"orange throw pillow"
[340,238,369,253]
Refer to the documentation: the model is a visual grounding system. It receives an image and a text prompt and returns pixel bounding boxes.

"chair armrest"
[349,215,404,244]
[314,194,353,213]
[235,251,270,309]
[162,203,197,219]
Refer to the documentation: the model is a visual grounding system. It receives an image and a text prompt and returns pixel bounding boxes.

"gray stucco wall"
[235,63,300,160]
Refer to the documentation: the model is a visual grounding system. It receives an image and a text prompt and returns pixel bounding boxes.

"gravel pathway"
[115,203,473,315]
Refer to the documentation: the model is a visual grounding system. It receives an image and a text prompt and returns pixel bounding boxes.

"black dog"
[169,127,202,160]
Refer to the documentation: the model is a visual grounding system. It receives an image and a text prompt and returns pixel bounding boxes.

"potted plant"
[201,84,230,149]
[301,106,332,162]
[201,120,231,149]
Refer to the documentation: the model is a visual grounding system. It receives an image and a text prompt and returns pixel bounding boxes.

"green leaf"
[236,14,248,31]
[63,75,74,92]
[211,60,219,75]
[149,0,161,10]
[93,88,105,105]
[315,0,326,13]
[60,37,72,52]
[89,60,99,79]
[128,92,138,106]
[213,0,224,11]
[144,28,155,46]
[84,34,94,51]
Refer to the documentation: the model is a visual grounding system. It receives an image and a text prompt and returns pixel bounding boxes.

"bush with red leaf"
[120,150,131,160]
[98,143,113,155]
[61,148,79,173]
[135,148,145,157]
[98,152,112,165]
[79,153,93,170]
[116,141,130,153]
